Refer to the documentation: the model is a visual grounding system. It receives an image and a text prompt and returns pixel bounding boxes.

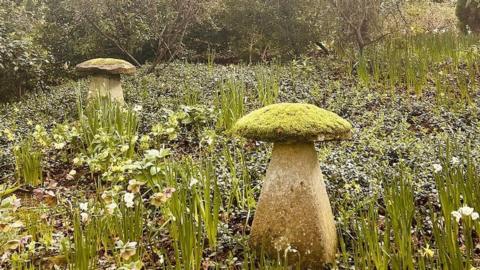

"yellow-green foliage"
[232,103,352,142]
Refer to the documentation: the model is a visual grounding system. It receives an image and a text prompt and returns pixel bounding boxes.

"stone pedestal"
[250,142,337,266]
[88,75,124,104]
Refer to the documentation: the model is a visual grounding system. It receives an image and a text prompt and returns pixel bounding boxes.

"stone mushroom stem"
[88,74,125,104]
[250,142,337,266]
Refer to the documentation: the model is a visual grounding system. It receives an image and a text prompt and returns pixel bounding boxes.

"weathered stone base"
[88,75,124,104]
[250,142,337,267]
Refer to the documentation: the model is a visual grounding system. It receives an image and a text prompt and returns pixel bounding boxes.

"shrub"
[187,0,326,62]
[0,1,54,100]
[456,0,480,33]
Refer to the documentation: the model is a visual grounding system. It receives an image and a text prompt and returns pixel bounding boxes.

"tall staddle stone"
[232,103,353,267]
[250,142,337,265]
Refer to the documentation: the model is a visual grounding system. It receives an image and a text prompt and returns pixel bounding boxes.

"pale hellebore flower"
[150,193,167,208]
[124,192,135,208]
[67,169,77,180]
[80,212,90,223]
[5,240,20,250]
[127,179,145,194]
[1,195,22,212]
[106,202,117,215]
[163,187,176,198]
[101,190,115,204]
[150,187,176,208]
[116,240,137,260]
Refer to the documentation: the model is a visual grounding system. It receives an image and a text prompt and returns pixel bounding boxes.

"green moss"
[232,103,352,142]
[82,58,133,66]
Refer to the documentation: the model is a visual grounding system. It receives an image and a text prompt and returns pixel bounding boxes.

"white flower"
[459,206,474,216]
[451,157,460,166]
[106,202,117,215]
[79,202,88,211]
[452,206,480,222]
[133,105,143,112]
[54,142,66,149]
[189,178,199,188]
[120,144,130,152]
[283,245,299,260]
[124,192,135,208]
[80,212,90,223]
[144,149,161,160]
[452,211,462,223]
[69,170,77,176]
[73,157,82,166]
[433,164,442,173]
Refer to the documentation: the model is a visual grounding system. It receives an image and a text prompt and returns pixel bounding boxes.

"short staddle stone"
[249,142,337,266]
[75,58,136,105]
[76,58,136,75]
[88,75,124,104]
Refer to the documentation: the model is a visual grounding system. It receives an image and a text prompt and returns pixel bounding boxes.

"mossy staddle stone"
[76,58,136,75]
[233,103,352,142]
[249,142,337,266]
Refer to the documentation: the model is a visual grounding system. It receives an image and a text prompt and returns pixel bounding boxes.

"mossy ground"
[1,59,480,269]
[232,103,352,142]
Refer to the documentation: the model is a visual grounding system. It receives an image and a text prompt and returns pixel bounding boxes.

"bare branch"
[83,13,141,66]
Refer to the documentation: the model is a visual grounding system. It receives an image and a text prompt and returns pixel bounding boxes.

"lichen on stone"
[85,58,131,65]
[76,58,136,75]
[232,103,352,142]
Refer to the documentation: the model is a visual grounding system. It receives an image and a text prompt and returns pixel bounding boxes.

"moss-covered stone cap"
[76,58,136,75]
[233,103,352,142]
